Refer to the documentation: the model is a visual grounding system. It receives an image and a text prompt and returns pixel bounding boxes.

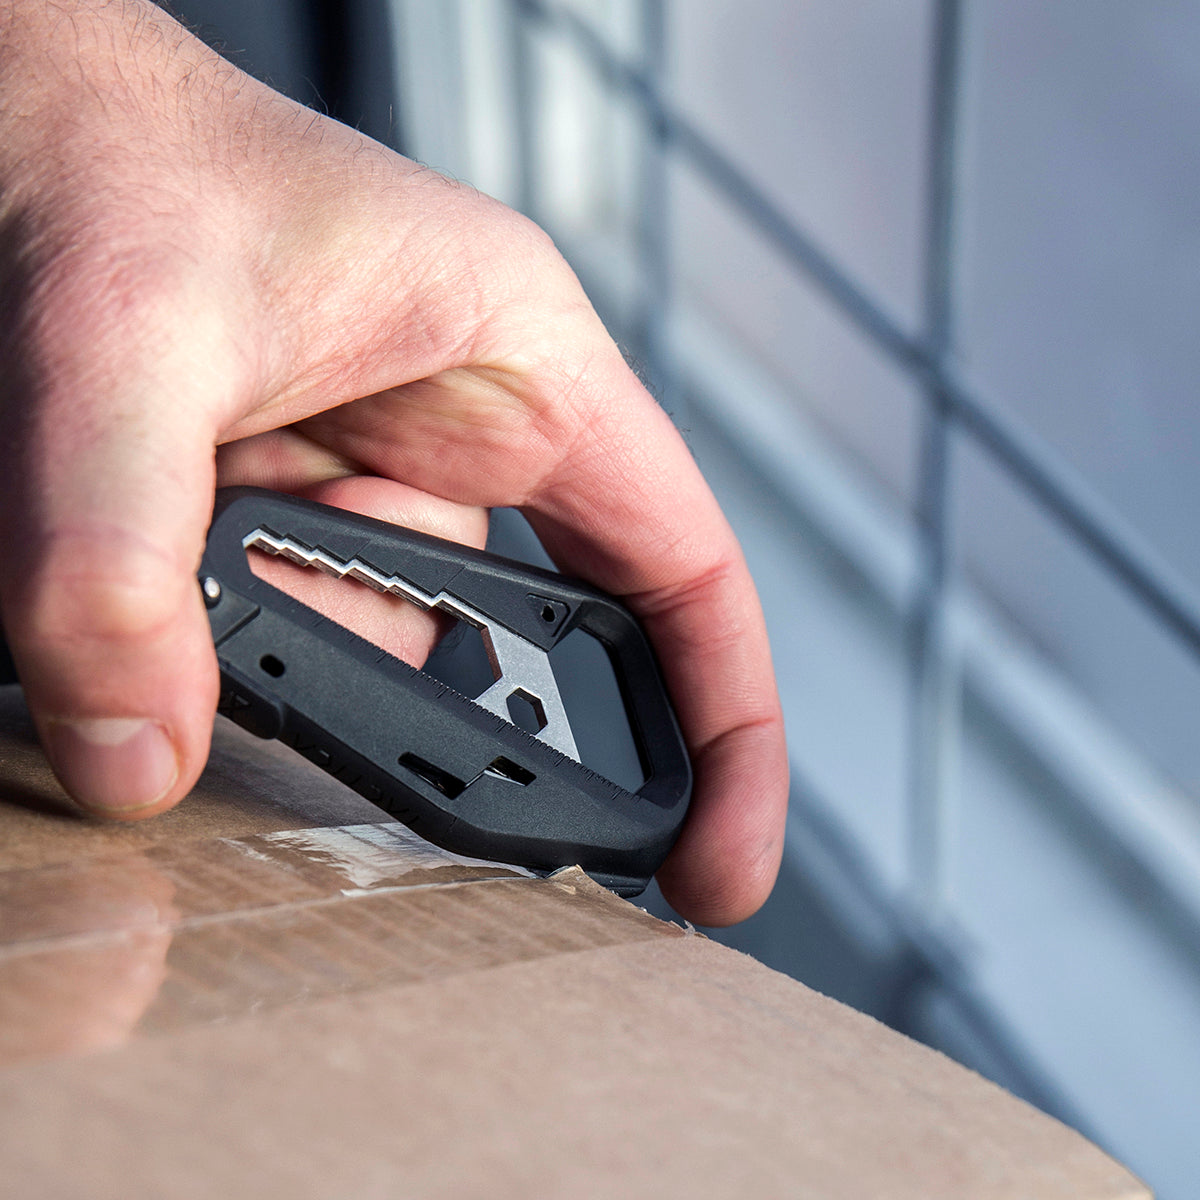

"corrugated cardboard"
[0,690,1148,1198]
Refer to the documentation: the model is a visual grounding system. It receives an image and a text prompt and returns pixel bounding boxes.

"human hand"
[0,0,787,924]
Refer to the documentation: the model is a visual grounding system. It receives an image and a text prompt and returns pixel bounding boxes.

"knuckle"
[6,160,240,377]
[16,534,188,652]
[5,210,250,423]
[31,227,195,353]
[44,575,179,646]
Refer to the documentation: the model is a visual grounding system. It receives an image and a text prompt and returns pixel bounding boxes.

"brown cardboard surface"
[0,691,396,869]
[0,689,1149,1199]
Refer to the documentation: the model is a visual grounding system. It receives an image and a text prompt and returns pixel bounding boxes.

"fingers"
[526,386,789,926]
[233,218,789,920]
[0,2,266,816]
[0,2,485,820]
[292,359,790,925]
[0,391,221,821]
[216,446,490,664]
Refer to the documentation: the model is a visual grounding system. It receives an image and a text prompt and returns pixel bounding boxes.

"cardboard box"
[0,690,1148,1198]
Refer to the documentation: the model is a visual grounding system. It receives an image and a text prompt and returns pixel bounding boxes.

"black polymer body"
[200,487,692,895]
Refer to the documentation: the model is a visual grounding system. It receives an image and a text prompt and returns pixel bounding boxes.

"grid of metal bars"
[505,0,1200,1135]
[510,0,1200,866]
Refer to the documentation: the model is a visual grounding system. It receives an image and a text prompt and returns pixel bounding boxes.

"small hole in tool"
[423,619,497,699]
[541,604,556,623]
[259,654,286,677]
[398,752,466,799]
[547,628,646,791]
[484,756,536,786]
[506,690,547,735]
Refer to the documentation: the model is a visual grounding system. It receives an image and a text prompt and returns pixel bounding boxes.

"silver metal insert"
[244,528,580,761]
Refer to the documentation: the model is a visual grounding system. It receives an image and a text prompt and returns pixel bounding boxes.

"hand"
[0,0,787,925]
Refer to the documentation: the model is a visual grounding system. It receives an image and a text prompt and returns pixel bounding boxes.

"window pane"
[671,159,922,511]
[669,0,934,330]
[955,438,1200,803]
[958,1,1200,592]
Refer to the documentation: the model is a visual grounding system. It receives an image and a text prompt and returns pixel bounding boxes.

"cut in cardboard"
[0,691,1148,1198]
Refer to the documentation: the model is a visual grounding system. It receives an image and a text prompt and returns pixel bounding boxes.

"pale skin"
[0,0,788,925]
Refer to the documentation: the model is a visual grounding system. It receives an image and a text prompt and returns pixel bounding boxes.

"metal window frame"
[508,0,1200,880]
[391,0,1200,1150]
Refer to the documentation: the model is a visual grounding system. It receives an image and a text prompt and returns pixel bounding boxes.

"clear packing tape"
[0,823,673,1065]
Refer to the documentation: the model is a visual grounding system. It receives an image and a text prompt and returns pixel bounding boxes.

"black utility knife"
[0,489,692,894]
[198,487,691,895]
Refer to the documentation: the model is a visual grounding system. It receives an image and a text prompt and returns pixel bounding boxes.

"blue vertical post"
[908,0,964,919]
[634,0,678,417]
[510,0,540,223]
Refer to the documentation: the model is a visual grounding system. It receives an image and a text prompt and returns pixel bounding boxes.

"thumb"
[0,356,223,820]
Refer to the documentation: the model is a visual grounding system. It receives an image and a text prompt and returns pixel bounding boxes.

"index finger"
[525,368,788,926]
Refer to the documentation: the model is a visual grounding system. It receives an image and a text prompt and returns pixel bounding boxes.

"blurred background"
[175,2,1200,1196]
